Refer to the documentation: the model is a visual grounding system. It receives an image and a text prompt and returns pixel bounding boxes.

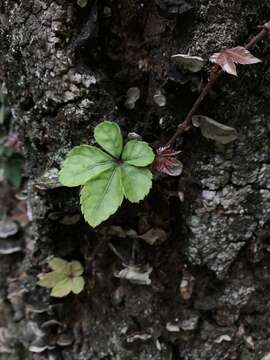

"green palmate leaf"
[60,121,155,227]
[122,140,155,167]
[38,272,66,288]
[121,165,153,203]
[80,167,124,227]
[51,278,72,298]
[59,145,114,187]
[71,276,85,294]
[70,260,84,276]
[38,258,85,297]
[94,121,123,158]
[49,257,69,273]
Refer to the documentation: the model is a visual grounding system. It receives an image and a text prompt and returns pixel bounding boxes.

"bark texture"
[1,0,270,359]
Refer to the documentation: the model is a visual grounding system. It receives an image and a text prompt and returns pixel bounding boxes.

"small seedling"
[59,121,155,227]
[37,258,85,297]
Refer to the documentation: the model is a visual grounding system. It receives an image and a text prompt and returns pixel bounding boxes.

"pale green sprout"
[37,258,85,298]
[59,121,155,227]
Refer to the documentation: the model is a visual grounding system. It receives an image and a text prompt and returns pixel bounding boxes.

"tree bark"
[1,0,270,359]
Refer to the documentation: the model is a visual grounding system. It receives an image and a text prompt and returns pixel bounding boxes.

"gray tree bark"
[1,0,270,359]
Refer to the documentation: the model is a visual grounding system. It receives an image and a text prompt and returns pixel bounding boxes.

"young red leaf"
[154,146,183,176]
[210,46,261,76]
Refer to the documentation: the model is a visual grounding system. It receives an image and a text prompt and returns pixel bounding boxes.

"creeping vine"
[166,20,270,146]
[59,20,270,228]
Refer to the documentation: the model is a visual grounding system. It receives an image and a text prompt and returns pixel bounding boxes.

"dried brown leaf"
[171,54,205,72]
[114,265,152,285]
[192,115,238,144]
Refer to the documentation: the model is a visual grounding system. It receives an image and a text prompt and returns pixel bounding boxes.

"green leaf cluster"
[59,121,155,227]
[37,258,85,298]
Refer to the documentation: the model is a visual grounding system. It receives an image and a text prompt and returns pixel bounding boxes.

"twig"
[166,20,270,147]
[85,236,108,263]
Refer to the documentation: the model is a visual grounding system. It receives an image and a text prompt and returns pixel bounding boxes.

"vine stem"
[85,236,109,263]
[166,20,270,147]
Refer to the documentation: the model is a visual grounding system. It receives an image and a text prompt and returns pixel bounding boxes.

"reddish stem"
[167,20,270,147]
